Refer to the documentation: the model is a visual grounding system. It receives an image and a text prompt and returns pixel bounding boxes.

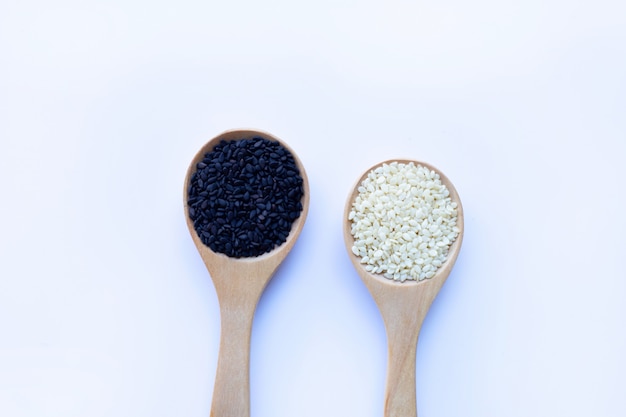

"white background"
[1,1,625,416]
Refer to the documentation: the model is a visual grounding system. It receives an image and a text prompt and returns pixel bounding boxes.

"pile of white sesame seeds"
[348,161,460,282]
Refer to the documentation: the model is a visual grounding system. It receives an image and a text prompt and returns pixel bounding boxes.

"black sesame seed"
[187,137,304,258]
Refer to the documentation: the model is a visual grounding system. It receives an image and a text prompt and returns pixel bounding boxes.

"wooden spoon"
[343,159,464,417]
[184,129,310,417]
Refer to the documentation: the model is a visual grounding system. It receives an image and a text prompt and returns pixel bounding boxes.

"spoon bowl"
[343,159,463,417]
[184,129,309,417]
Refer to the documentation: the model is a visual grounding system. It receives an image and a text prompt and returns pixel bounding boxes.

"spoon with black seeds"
[184,129,309,417]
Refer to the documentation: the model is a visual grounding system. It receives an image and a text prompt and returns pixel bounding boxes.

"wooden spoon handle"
[383,321,421,417]
[210,300,256,417]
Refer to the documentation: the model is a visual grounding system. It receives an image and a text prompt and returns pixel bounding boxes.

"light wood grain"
[184,129,309,417]
[343,159,464,417]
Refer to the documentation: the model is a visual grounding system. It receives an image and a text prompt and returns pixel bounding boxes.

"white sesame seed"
[349,162,459,282]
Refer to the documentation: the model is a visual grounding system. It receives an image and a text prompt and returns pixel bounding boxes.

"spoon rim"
[343,158,464,287]
[183,128,310,263]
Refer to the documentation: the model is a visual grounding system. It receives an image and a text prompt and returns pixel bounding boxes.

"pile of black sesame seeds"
[187,137,304,258]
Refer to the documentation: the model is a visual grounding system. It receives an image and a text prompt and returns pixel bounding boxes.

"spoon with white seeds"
[343,159,464,417]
